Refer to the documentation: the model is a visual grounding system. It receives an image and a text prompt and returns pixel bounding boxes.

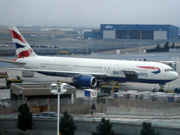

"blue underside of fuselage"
[37,71,171,84]
[102,77,171,84]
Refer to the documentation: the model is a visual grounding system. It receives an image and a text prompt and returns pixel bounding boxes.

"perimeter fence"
[0,97,180,116]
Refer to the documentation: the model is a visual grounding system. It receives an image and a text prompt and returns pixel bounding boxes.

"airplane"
[0,25,179,88]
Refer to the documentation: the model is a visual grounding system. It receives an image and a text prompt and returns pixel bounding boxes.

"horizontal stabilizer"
[0,59,26,64]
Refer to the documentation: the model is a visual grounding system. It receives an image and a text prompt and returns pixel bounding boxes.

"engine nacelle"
[73,76,97,88]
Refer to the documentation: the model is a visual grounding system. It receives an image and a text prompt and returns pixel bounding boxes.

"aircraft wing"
[122,70,138,82]
[5,68,109,78]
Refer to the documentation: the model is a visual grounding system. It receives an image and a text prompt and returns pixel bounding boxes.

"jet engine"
[73,76,97,87]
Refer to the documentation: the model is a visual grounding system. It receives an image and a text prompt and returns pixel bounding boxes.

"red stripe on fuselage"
[17,49,32,58]
[137,66,160,70]
[9,30,26,43]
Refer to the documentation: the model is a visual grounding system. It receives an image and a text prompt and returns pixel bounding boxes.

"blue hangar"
[84,24,179,40]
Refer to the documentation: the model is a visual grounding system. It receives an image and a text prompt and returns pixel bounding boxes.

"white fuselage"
[16,56,179,84]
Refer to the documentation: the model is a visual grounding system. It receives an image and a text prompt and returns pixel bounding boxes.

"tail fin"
[9,25,37,58]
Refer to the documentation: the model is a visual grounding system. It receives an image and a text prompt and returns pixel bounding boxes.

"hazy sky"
[1,0,180,27]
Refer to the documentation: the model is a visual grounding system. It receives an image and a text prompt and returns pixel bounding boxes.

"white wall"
[103,30,115,39]
[154,31,167,40]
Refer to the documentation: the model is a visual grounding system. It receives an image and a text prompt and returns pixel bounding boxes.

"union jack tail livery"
[9,25,37,58]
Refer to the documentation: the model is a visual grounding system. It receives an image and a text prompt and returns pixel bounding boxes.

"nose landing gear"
[159,83,165,92]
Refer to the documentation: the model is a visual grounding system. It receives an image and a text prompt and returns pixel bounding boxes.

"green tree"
[140,121,158,135]
[17,103,33,135]
[60,111,76,135]
[95,118,114,135]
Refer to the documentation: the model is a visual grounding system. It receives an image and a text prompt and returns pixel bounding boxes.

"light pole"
[50,83,67,135]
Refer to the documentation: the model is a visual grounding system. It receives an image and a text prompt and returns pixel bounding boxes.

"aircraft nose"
[173,72,179,80]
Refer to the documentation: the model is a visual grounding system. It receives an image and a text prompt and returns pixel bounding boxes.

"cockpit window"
[164,69,174,72]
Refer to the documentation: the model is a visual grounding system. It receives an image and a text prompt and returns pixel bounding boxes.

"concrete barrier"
[106,105,180,116]
[106,106,166,116]
[164,107,180,116]
[106,98,180,116]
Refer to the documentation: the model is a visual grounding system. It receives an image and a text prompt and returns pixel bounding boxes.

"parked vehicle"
[33,112,58,119]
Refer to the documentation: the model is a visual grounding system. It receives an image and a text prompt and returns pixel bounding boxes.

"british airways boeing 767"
[0,25,179,87]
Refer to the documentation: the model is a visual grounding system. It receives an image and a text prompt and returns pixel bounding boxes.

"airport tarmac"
[0,68,180,94]
[121,76,180,92]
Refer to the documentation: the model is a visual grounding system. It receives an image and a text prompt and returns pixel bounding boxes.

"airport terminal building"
[84,24,179,40]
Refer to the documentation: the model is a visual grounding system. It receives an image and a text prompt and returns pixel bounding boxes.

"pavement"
[119,75,180,92]
[74,113,180,128]
[0,68,180,98]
